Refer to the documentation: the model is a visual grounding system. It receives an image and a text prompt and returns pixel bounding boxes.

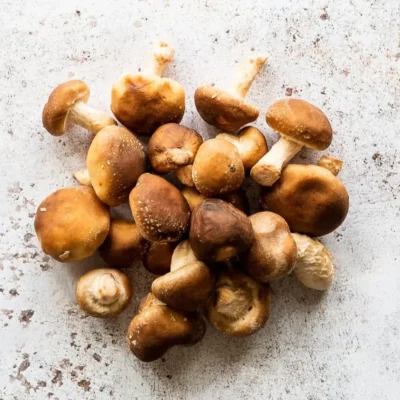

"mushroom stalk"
[73,169,92,186]
[146,41,175,77]
[317,155,343,176]
[251,137,303,186]
[91,273,120,305]
[176,165,194,187]
[68,101,116,134]
[165,148,193,166]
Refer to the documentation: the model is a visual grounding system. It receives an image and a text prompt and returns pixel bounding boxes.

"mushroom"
[244,212,297,282]
[189,199,254,262]
[175,165,194,187]
[192,139,245,196]
[251,99,333,186]
[127,293,206,362]
[148,124,203,180]
[99,219,149,268]
[111,42,185,135]
[194,56,267,131]
[73,126,147,206]
[260,164,349,236]
[317,155,343,176]
[129,173,190,242]
[292,233,334,290]
[170,240,199,271]
[205,269,271,337]
[34,186,110,262]
[181,187,208,211]
[76,268,132,317]
[142,242,176,275]
[216,126,268,171]
[42,80,116,136]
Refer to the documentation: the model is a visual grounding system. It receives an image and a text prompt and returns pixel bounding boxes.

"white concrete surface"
[1,0,399,399]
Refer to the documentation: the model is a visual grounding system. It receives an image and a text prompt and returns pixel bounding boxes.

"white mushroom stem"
[146,41,175,76]
[317,155,343,176]
[91,273,120,305]
[170,240,198,271]
[68,101,116,134]
[292,233,334,291]
[228,56,267,99]
[165,148,193,166]
[73,169,92,186]
[251,137,303,186]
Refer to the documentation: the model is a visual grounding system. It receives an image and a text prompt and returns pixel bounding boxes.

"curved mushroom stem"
[317,155,343,176]
[91,273,120,305]
[176,165,194,187]
[146,41,175,77]
[73,169,92,186]
[228,56,267,99]
[68,101,116,134]
[250,137,303,186]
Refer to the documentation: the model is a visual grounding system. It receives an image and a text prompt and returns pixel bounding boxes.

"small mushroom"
[99,219,149,268]
[195,56,267,131]
[251,99,333,186]
[260,164,349,236]
[111,42,185,135]
[127,293,206,362]
[74,126,147,206]
[205,269,271,337]
[292,233,334,290]
[129,174,191,242]
[244,212,297,282]
[317,155,343,176]
[216,126,268,171]
[175,164,194,187]
[192,139,245,196]
[42,80,116,136]
[76,268,132,317]
[34,186,110,262]
[189,199,254,262]
[142,242,176,275]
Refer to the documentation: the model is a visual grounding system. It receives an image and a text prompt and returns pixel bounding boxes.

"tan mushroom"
[34,186,110,262]
[175,164,195,187]
[42,80,116,136]
[195,56,267,131]
[251,99,333,186]
[111,42,185,135]
[76,268,132,317]
[142,242,177,275]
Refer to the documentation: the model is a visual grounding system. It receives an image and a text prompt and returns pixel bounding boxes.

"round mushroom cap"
[260,164,349,236]
[205,270,271,337]
[192,139,245,197]
[142,242,177,275]
[42,80,90,136]
[129,174,191,242]
[111,74,185,136]
[194,86,259,132]
[99,219,149,268]
[34,186,110,262]
[266,99,332,150]
[76,268,131,317]
[189,199,254,262]
[87,125,147,206]
[244,212,297,282]
[148,123,203,174]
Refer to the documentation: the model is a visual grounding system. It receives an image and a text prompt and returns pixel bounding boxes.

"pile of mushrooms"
[34,42,349,363]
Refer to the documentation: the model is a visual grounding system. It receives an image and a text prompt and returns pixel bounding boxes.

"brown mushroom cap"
[148,123,203,174]
[142,242,177,275]
[192,139,245,197]
[189,199,254,262]
[244,212,297,282]
[260,164,349,236]
[99,219,149,268]
[76,268,132,317]
[87,126,147,206]
[127,293,206,362]
[129,174,190,242]
[34,186,110,262]
[205,269,271,337]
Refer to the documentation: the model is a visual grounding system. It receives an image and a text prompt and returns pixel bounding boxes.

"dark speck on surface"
[19,310,34,324]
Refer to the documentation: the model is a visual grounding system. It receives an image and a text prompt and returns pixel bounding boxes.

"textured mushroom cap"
[260,164,349,236]
[194,86,259,131]
[76,268,132,317]
[142,242,176,275]
[244,212,297,282]
[111,74,185,135]
[99,219,149,268]
[42,80,90,136]
[87,126,147,207]
[192,139,245,197]
[34,186,110,262]
[266,99,332,150]
[189,199,254,262]
[148,123,203,174]
[129,174,190,242]
[205,270,271,337]
[127,295,206,362]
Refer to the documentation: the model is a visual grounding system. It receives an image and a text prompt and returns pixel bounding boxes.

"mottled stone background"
[0,0,399,399]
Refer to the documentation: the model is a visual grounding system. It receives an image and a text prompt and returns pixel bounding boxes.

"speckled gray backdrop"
[1,0,399,399]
